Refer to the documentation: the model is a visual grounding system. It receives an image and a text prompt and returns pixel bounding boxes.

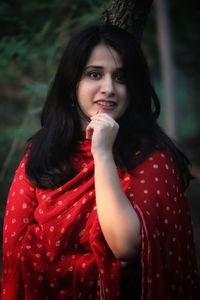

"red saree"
[1,139,199,299]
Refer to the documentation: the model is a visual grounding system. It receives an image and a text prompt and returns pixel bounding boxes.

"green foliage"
[0,0,199,160]
[18,81,48,99]
[0,37,27,79]
[0,0,111,196]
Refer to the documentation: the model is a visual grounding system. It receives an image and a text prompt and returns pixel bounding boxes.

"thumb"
[85,124,93,140]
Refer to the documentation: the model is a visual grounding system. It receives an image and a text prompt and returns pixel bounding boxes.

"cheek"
[77,81,97,102]
[77,82,85,102]
[76,82,98,117]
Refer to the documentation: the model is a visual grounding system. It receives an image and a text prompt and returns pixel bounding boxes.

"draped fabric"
[1,139,199,299]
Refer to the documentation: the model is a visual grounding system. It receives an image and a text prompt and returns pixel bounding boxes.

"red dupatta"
[1,139,200,299]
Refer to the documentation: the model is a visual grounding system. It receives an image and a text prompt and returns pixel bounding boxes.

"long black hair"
[26,24,192,189]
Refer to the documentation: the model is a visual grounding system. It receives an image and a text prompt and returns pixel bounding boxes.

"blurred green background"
[0,0,200,278]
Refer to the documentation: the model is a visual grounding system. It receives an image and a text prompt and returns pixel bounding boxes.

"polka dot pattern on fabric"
[1,147,199,299]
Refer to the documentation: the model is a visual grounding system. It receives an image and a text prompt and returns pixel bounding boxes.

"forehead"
[86,43,122,67]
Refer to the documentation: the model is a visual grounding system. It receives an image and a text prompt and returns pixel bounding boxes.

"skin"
[76,44,141,262]
[77,43,129,126]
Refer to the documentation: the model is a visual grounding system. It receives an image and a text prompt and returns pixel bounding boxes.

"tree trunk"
[154,0,178,140]
[101,0,153,43]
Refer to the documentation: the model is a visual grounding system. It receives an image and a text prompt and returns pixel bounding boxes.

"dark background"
[0,0,200,278]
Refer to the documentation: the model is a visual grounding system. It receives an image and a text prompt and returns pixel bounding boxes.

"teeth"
[96,101,115,107]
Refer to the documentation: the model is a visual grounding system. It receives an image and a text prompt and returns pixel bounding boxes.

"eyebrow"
[85,65,102,70]
[85,65,124,70]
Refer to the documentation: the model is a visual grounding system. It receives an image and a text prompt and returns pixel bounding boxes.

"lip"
[94,99,117,105]
[94,99,117,111]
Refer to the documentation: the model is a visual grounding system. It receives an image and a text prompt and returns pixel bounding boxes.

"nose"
[100,75,115,96]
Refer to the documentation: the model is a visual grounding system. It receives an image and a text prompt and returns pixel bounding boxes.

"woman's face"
[76,43,129,129]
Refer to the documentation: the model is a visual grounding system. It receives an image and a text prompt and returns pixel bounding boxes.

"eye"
[113,71,125,83]
[85,70,102,80]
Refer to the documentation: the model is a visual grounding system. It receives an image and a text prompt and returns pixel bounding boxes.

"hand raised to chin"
[86,113,119,156]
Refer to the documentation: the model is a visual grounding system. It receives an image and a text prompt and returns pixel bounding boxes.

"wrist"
[93,150,114,162]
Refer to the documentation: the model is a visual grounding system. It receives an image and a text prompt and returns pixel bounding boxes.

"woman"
[1,24,199,299]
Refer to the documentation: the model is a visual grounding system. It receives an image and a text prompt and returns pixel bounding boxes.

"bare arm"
[86,113,141,260]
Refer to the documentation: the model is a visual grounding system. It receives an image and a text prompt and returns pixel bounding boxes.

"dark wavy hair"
[26,24,192,189]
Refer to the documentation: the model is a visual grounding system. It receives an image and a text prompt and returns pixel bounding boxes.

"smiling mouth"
[95,100,116,109]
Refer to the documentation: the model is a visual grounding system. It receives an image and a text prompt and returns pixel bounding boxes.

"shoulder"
[13,150,35,188]
[122,149,187,223]
[133,149,180,181]
[121,149,183,202]
[15,150,29,173]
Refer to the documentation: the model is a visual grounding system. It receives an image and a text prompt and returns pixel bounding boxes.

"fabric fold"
[1,141,199,299]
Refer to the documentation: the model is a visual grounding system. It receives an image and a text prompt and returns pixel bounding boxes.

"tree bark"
[101,0,153,42]
[154,0,178,140]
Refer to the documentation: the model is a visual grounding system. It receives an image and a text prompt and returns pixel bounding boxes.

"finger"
[91,113,116,123]
[91,115,118,129]
[85,120,101,139]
